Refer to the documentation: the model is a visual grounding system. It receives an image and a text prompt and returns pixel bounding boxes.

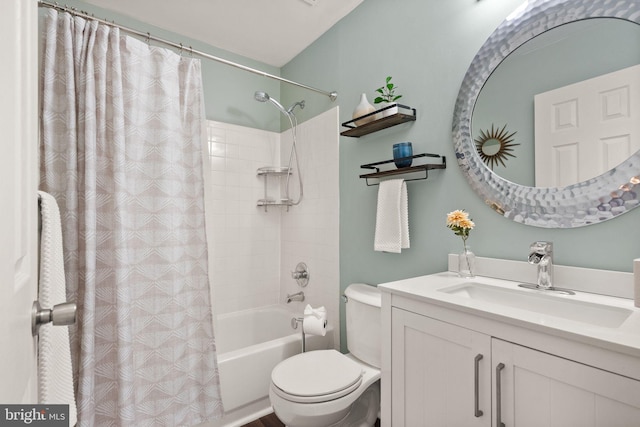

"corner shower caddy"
[340,104,417,137]
[359,153,446,186]
[257,166,293,211]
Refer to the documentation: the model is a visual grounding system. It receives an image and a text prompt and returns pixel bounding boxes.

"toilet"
[269,283,381,427]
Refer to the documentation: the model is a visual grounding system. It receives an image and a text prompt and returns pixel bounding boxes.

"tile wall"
[206,121,282,314]
[205,107,339,349]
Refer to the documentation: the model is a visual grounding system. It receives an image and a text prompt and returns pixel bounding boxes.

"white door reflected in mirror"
[534,64,640,187]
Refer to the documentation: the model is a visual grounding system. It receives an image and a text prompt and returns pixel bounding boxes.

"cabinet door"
[391,308,491,426]
[492,338,640,427]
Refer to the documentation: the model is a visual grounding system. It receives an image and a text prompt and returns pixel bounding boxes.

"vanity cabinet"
[493,339,640,427]
[388,306,640,427]
[391,308,491,426]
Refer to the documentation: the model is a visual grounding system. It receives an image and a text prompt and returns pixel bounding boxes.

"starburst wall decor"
[474,124,519,170]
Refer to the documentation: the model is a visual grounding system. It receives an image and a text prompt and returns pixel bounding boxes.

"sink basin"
[439,282,633,328]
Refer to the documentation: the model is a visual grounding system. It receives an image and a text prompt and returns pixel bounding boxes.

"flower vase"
[458,244,475,278]
[352,93,378,126]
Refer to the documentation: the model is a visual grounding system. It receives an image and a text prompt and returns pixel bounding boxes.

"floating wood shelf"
[359,153,446,186]
[341,104,417,137]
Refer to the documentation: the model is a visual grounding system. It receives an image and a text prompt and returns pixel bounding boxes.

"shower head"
[254,91,289,116]
[254,91,270,103]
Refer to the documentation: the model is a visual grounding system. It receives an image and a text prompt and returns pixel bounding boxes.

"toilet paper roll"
[303,304,328,336]
[634,259,640,308]
[303,315,328,336]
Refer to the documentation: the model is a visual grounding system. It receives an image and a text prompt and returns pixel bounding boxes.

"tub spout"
[286,291,305,303]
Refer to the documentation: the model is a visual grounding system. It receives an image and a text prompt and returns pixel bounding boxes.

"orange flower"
[446,209,468,227]
[446,209,474,240]
[458,218,475,230]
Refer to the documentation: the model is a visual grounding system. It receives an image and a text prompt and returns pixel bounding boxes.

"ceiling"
[83,0,364,67]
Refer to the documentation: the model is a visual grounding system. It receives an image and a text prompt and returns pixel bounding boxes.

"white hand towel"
[37,191,77,426]
[374,179,410,253]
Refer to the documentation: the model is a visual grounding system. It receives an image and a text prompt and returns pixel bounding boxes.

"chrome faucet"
[286,291,305,303]
[528,241,554,290]
[519,241,575,294]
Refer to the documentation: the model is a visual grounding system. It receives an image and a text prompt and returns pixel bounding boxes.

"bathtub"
[213,305,333,425]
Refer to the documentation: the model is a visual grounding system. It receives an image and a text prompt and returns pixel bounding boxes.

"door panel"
[493,338,640,427]
[534,64,640,187]
[0,0,39,403]
[391,308,491,426]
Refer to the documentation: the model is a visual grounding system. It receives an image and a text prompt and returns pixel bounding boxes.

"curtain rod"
[37,0,338,101]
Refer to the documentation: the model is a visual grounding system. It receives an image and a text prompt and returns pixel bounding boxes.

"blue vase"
[393,142,413,168]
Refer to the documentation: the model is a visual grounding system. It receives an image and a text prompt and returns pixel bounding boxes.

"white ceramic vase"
[352,93,377,126]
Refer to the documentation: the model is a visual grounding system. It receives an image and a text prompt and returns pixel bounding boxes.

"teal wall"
[280,0,640,349]
[41,0,283,133]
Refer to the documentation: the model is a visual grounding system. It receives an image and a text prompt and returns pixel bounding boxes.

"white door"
[534,64,640,187]
[0,0,39,403]
[391,308,491,426]
[493,338,640,427]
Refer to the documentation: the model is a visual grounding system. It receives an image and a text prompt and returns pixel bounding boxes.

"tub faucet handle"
[291,262,309,287]
[291,270,308,280]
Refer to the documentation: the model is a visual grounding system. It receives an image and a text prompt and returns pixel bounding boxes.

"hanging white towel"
[37,191,77,426]
[374,179,410,253]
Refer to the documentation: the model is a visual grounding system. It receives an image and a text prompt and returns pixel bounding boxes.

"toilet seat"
[271,350,363,404]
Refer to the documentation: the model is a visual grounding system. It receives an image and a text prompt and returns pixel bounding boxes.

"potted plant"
[374,76,403,117]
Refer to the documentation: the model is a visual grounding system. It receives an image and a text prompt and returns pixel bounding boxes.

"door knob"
[32,300,77,336]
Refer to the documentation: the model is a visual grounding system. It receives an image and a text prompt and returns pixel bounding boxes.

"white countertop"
[379,271,640,358]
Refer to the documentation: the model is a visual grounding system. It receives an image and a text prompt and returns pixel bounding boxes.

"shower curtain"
[40,10,223,426]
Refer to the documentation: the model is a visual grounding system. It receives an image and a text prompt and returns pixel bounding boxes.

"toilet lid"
[271,350,363,403]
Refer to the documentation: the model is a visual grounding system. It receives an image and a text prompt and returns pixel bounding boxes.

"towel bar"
[360,153,446,186]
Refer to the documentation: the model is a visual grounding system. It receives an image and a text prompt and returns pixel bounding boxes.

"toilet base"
[331,381,380,427]
[272,381,380,427]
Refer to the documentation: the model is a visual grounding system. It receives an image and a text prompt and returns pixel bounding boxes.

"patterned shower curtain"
[39,10,224,426]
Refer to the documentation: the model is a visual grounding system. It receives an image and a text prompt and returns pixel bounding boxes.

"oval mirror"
[453,0,640,228]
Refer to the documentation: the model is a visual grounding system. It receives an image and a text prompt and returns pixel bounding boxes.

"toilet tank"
[344,283,382,368]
